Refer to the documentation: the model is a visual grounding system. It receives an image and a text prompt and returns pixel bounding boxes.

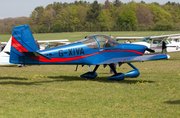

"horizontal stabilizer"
[23,52,51,60]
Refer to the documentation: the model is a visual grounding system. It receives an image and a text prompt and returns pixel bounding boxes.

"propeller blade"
[146,48,155,53]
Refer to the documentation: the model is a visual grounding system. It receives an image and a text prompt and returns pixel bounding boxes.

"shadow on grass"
[0,79,62,85]
[164,100,180,104]
[0,75,155,85]
[48,75,155,84]
[0,65,36,67]
[0,81,41,85]
[0,65,18,67]
[0,76,28,80]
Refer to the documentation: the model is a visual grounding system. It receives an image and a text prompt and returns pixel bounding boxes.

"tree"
[135,7,154,26]
[52,5,87,32]
[34,6,45,23]
[117,6,137,30]
[41,8,56,32]
[52,2,63,15]
[153,20,174,30]
[113,0,123,7]
[97,9,113,31]
[149,4,172,23]
[105,0,110,9]
[87,1,101,22]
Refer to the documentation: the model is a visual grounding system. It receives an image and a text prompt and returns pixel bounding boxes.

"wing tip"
[167,55,170,59]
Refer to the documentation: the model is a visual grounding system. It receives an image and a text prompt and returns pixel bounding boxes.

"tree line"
[0,0,180,34]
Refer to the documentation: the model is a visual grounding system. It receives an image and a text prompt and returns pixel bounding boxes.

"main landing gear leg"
[80,65,99,79]
[108,63,125,81]
[108,63,140,81]
[124,63,140,78]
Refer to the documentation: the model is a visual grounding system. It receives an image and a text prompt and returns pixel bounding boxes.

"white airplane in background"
[0,38,12,65]
[0,41,8,51]
[0,38,70,65]
[116,34,180,54]
[38,39,70,50]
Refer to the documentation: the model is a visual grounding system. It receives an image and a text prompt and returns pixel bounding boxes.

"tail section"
[10,25,39,64]
[0,37,12,65]
[2,37,12,54]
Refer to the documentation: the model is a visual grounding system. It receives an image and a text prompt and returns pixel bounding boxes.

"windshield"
[79,35,119,49]
[80,36,99,49]
[140,37,152,43]
[94,35,119,48]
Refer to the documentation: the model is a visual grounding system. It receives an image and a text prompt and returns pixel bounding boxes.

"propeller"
[146,48,155,53]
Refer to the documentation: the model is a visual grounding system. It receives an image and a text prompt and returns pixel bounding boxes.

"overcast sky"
[0,0,179,19]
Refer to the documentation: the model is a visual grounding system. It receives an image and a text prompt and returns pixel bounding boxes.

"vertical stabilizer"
[10,25,38,64]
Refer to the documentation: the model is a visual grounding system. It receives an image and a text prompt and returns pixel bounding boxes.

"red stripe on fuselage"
[29,49,143,63]
[99,49,143,55]
[121,49,143,55]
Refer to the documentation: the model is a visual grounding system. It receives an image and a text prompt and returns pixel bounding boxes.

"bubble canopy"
[79,34,119,49]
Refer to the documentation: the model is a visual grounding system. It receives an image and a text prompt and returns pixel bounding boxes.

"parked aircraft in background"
[116,34,180,54]
[9,25,169,80]
[0,38,11,65]
[0,37,70,65]
[38,39,70,50]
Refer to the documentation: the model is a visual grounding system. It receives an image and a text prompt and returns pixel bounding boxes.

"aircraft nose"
[140,45,148,54]
[133,44,147,54]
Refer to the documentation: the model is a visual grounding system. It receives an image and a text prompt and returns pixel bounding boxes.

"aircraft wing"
[98,54,169,65]
[149,34,180,50]
[169,36,180,39]
[116,34,180,41]
[150,33,180,39]
[37,39,70,50]
[0,42,7,46]
[0,42,7,51]
[38,39,70,45]
[116,37,143,41]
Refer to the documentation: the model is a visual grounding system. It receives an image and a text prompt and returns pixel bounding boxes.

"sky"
[0,0,179,19]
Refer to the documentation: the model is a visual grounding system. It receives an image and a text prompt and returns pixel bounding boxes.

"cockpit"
[140,37,152,43]
[79,34,119,49]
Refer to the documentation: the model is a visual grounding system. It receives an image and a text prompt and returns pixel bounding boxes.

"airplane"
[9,25,169,80]
[0,37,70,65]
[38,39,70,50]
[0,37,12,65]
[116,34,180,54]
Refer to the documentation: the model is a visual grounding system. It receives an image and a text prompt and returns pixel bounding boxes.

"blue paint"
[108,73,125,81]
[80,72,97,79]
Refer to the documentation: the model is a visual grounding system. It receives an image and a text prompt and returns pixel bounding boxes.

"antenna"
[161,32,164,36]
[154,33,158,36]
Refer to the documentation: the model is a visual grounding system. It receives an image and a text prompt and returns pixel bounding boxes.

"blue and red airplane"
[10,25,169,80]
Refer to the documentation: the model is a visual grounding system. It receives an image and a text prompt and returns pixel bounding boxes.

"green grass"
[0,31,180,117]
[1,31,180,42]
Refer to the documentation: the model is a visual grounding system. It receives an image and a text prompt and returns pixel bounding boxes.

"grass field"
[0,31,180,117]
[1,31,180,42]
